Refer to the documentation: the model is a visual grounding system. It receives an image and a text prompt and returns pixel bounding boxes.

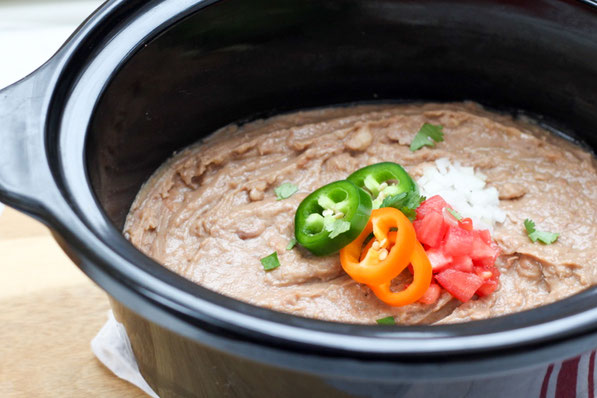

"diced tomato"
[416,195,449,219]
[458,218,474,231]
[474,266,501,297]
[474,265,494,280]
[426,248,453,272]
[470,234,500,268]
[450,255,473,273]
[443,226,474,257]
[477,229,492,245]
[412,219,423,235]
[418,283,441,304]
[476,280,498,296]
[412,194,502,301]
[470,235,497,260]
[435,269,484,302]
[414,211,448,247]
[473,257,496,268]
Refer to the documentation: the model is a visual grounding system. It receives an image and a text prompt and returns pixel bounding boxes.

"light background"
[0,4,147,395]
[0,0,103,89]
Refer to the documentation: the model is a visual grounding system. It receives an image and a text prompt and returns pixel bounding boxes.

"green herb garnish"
[409,123,445,152]
[524,218,559,245]
[447,208,463,221]
[324,217,351,239]
[275,182,298,200]
[376,316,395,325]
[286,238,298,250]
[260,252,281,271]
[381,191,426,221]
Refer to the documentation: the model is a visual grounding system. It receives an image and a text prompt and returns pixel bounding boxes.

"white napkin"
[91,311,159,398]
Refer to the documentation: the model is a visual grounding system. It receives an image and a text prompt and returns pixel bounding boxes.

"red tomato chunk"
[416,195,448,219]
[443,226,475,257]
[425,248,452,272]
[435,269,484,302]
[474,265,501,297]
[471,233,499,260]
[418,283,441,304]
[458,218,474,231]
[414,211,447,247]
[451,255,473,273]
[413,195,502,302]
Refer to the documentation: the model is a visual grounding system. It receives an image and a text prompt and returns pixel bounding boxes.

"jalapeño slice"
[294,180,372,256]
[347,162,416,209]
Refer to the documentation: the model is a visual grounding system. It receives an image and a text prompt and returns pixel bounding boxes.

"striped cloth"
[330,352,597,397]
[541,351,596,398]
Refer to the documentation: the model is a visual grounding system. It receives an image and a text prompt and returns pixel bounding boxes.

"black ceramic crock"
[2,0,597,396]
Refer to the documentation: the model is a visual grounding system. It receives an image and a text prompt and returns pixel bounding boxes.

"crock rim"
[38,0,597,369]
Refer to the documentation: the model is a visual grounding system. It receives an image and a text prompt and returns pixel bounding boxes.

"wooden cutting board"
[0,207,146,397]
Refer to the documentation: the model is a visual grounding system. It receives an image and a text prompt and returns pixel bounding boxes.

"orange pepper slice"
[368,241,433,306]
[340,207,416,286]
[360,231,397,262]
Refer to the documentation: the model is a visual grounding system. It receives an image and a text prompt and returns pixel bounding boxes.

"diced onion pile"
[417,158,505,231]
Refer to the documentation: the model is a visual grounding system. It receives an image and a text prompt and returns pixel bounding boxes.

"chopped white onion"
[417,158,505,231]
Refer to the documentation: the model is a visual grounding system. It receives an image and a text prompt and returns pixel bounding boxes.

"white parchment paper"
[91,311,159,398]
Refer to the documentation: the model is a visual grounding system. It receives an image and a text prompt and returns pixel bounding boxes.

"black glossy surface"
[78,0,597,356]
[89,0,597,229]
[2,0,597,396]
[111,298,597,397]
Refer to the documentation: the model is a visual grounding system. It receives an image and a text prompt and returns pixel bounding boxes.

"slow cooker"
[1,0,597,396]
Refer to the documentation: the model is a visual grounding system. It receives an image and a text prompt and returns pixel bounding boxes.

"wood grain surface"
[0,207,145,397]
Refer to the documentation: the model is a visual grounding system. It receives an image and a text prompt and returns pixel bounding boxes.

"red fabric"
[590,351,595,398]
[555,356,581,398]
[541,364,554,398]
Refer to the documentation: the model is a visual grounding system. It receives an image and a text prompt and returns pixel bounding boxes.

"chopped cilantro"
[324,217,351,239]
[381,192,407,208]
[381,191,425,221]
[409,123,445,152]
[274,182,298,200]
[376,316,395,325]
[447,208,463,221]
[524,218,559,245]
[286,238,298,250]
[260,252,281,271]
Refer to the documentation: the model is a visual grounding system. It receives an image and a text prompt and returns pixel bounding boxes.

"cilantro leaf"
[409,123,445,152]
[324,216,351,239]
[405,191,426,209]
[381,191,425,221]
[399,207,417,221]
[523,218,536,234]
[524,218,559,245]
[381,192,407,208]
[260,252,281,271]
[376,316,395,325]
[447,208,463,221]
[286,238,297,250]
[274,182,298,200]
[531,230,560,244]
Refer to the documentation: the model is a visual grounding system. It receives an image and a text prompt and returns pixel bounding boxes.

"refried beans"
[124,102,597,324]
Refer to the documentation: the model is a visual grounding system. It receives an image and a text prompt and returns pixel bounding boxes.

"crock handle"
[0,66,61,219]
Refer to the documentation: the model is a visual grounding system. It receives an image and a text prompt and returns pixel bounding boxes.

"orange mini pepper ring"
[339,207,416,286]
[368,241,433,306]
